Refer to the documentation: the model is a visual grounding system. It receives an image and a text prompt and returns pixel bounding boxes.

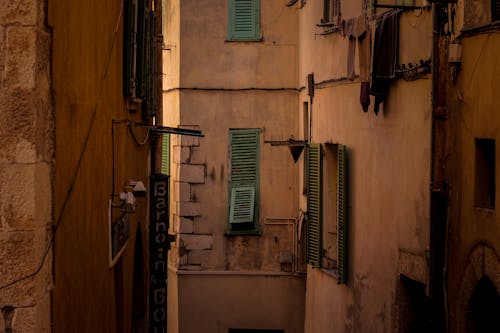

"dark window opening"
[474,138,495,209]
[397,275,432,333]
[492,0,500,22]
[467,275,500,333]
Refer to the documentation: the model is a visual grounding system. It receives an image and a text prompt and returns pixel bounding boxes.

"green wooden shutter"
[307,144,322,268]
[161,134,170,175]
[123,0,137,96]
[143,10,157,119]
[337,144,347,283]
[229,129,260,226]
[323,0,330,23]
[136,0,148,99]
[228,0,260,41]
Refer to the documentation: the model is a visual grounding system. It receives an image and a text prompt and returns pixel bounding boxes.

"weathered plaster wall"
[298,2,432,332]
[48,1,150,332]
[0,0,53,332]
[177,273,305,333]
[447,30,500,332]
[164,0,304,332]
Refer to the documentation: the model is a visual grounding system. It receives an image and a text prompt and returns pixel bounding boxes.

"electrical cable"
[0,0,124,291]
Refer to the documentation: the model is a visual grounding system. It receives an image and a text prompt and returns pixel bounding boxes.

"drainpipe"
[429,2,448,332]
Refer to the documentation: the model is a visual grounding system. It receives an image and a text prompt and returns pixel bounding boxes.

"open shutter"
[337,144,347,283]
[229,186,255,223]
[228,0,260,41]
[123,0,138,96]
[143,10,157,119]
[229,129,260,226]
[161,134,170,175]
[136,0,148,99]
[307,144,322,268]
[493,0,500,22]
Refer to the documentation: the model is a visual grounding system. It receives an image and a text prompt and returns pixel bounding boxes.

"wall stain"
[345,273,369,333]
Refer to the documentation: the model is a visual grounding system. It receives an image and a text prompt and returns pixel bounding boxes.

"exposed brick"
[179,264,202,271]
[12,306,35,332]
[484,246,500,291]
[179,234,212,250]
[187,250,211,265]
[177,164,205,184]
[177,201,201,217]
[173,146,191,164]
[177,217,194,234]
[0,26,5,84]
[5,26,37,90]
[0,163,45,230]
[173,181,191,202]
[398,250,427,284]
[0,232,35,286]
[0,0,38,25]
[470,244,485,280]
[180,135,200,147]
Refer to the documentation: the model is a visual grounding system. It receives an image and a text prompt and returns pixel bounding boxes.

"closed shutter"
[307,144,322,268]
[123,0,137,97]
[337,144,347,283]
[493,0,500,22]
[229,129,260,225]
[161,134,170,175]
[228,0,260,41]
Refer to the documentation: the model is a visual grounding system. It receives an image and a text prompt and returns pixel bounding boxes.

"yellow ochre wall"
[49,1,151,332]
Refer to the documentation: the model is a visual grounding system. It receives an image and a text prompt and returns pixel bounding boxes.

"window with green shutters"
[228,129,260,233]
[123,0,157,119]
[161,133,170,176]
[227,0,261,41]
[306,144,322,268]
[306,143,348,284]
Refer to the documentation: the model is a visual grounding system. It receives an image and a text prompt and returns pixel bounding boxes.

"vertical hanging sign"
[149,174,169,332]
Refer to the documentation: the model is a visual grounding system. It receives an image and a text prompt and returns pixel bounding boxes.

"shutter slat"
[337,144,347,284]
[229,187,255,223]
[161,134,170,175]
[307,144,322,268]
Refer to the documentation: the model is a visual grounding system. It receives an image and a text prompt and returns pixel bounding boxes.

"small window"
[474,138,495,209]
[322,0,341,25]
[306,143,348,283]
[227,0,261,41]
[493,0,500,22]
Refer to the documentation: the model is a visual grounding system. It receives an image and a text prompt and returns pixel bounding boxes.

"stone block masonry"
[173,125,213,270]
[0,1,53,332]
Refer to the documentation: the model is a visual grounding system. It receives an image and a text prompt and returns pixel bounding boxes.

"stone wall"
[0,0,53,332]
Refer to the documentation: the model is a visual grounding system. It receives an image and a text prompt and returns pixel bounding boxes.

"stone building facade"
[0,1,53,332]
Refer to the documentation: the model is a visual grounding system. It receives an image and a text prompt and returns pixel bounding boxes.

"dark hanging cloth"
[370,9,401,115]
[357,14,370,112]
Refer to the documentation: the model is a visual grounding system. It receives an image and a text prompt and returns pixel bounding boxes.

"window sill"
[225,37,263,43]
[320,268,340,280]
[225,228,261,236]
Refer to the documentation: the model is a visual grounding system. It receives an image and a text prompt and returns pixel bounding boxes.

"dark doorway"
[467,275,500,333]
[132,227,146,333]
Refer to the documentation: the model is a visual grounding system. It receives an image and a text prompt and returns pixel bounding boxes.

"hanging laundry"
[357,14,370,112]
[370,9,401,115]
